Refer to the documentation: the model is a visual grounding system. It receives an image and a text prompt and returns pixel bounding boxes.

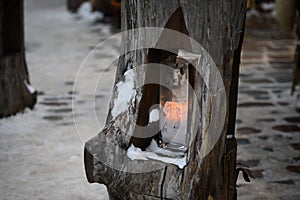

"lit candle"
[161,100,188,145]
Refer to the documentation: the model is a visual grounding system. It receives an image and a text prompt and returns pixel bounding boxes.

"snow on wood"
[111,69,136,118]
[149,108,160,123]
[127,139,187,169]
[24,80,36,94]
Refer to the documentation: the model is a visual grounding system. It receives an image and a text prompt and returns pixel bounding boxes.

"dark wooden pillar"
[0,0,36,118]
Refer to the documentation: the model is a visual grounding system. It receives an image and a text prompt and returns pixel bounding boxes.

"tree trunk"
[84,1,247,199]
[0,0,36,118]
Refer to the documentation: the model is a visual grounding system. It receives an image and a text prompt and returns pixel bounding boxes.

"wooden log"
[84,0,247,199]
[0,0,36,118]
[275,0,296,31]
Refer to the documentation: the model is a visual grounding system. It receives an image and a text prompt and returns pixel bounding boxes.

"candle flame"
[163,100,188,122]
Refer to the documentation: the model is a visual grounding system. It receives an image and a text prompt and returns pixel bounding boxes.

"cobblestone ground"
[236,13,300,200]
[0,1,299,199]
[0,0,114,199]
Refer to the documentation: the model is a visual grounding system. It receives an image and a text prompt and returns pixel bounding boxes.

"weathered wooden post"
[84,1,247,199]
[0,0,36,118]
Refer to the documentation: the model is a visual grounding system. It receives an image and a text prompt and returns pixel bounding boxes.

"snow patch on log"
[127,144,150,161]
[149,108,160,123]
[111,69,136,118]
[24,80,36,94]
[127,140,187,169]
[226,134,233,139]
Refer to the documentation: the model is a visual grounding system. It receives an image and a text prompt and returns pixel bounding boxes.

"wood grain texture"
[85,0,246,199]
[0,0,36,118]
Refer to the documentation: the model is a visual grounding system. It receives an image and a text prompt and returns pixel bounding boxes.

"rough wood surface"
[0,0,36,118]
[84,0,246,199]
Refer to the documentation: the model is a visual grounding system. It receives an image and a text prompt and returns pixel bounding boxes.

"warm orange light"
[160,100,188,144]
[163,100,188,122]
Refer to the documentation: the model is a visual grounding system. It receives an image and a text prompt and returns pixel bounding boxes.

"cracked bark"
[84,0,247,199]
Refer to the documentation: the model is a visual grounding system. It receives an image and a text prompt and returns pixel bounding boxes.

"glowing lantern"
[160,56,189,146]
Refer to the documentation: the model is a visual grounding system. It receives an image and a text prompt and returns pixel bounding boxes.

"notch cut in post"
[130,7,193,151]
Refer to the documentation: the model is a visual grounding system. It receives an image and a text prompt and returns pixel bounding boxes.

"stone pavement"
[0,0,113,199]
[236,13,300,199]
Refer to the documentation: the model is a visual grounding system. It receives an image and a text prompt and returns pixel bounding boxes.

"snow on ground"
[0,0,116,199]
[76,2,104,23]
